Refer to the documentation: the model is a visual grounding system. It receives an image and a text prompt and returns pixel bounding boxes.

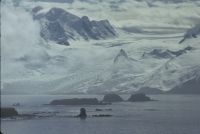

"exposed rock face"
[128,93,152,102]
[33,7,117,45]
[77,108,87,119]
[32,6,43,14]
[50,98,109,105]
[103,94,123,102]
[144,49,173,59]
[179,24,200,44]
[167,78,200,94]
[32,6,44,20]
[114,49,129,63]
[170,46,193,56]
[137,87,164,94]
[114,49,137,63]
[41,21,69,46]
[143,46,193,59]
[1,107,18,118]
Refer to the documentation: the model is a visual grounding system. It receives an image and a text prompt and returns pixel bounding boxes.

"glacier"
[1,0,200,94]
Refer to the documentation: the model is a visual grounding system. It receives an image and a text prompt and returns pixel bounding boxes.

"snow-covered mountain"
[32,7,117,45]
[1,0,200,94]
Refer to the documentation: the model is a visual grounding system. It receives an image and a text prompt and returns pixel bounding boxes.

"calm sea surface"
[1,95,200,134]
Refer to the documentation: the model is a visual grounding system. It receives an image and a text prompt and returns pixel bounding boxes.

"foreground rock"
[1,107,18,118]
[128,93,152,102]
[76,108,87,119]
[50,98,110,105]
[103,94,123,102]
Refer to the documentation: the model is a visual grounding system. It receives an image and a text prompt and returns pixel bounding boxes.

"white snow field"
[1,0,200,94]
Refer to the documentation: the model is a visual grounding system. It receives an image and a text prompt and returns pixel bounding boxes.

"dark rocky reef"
[142,46,193,59]
[102,94,123,102]
[128,93,152,102]
[1,107,18,118]
[33,7,117,45]
[76,108,112,118]
[136,87,164,94]
[50,98,110,105]
[96,108,112,111]
[92,114,112,117]
[167,77,200,94]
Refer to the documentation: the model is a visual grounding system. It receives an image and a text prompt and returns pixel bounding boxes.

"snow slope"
[1,0,200,94]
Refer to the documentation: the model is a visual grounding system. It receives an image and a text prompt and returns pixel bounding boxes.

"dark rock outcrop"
[169,46,193,57]
[179,24,200,44]
[33,7,117,45]
[114,49,137,63]
[136,87,164,94]
[102,94,123,102]
[32,6,43,13]
[96,108,103,111]
[32,6,44,20]
[114,49,129,63]
[96,108,112,111]
[1,107,18,118]
[143,49,173,59]
[50,98,110,105]
[142,46,193,59]
[167,78,200,94]
[128,93,152,102]
[77,108,87,119]
[40,21,69,46]
[92,114,112,117]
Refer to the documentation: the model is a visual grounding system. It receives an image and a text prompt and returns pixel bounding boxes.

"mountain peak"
[33,7,117,45]
[114,49,129,63]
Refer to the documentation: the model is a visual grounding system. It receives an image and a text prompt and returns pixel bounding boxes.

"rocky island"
[128,93,152,102]
[50,98,110,105]
[102,94,124,102]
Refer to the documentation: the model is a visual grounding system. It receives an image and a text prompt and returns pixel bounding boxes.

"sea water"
[1,95,200,134]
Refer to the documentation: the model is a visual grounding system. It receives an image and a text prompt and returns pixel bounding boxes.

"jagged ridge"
[32,7,117,45]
